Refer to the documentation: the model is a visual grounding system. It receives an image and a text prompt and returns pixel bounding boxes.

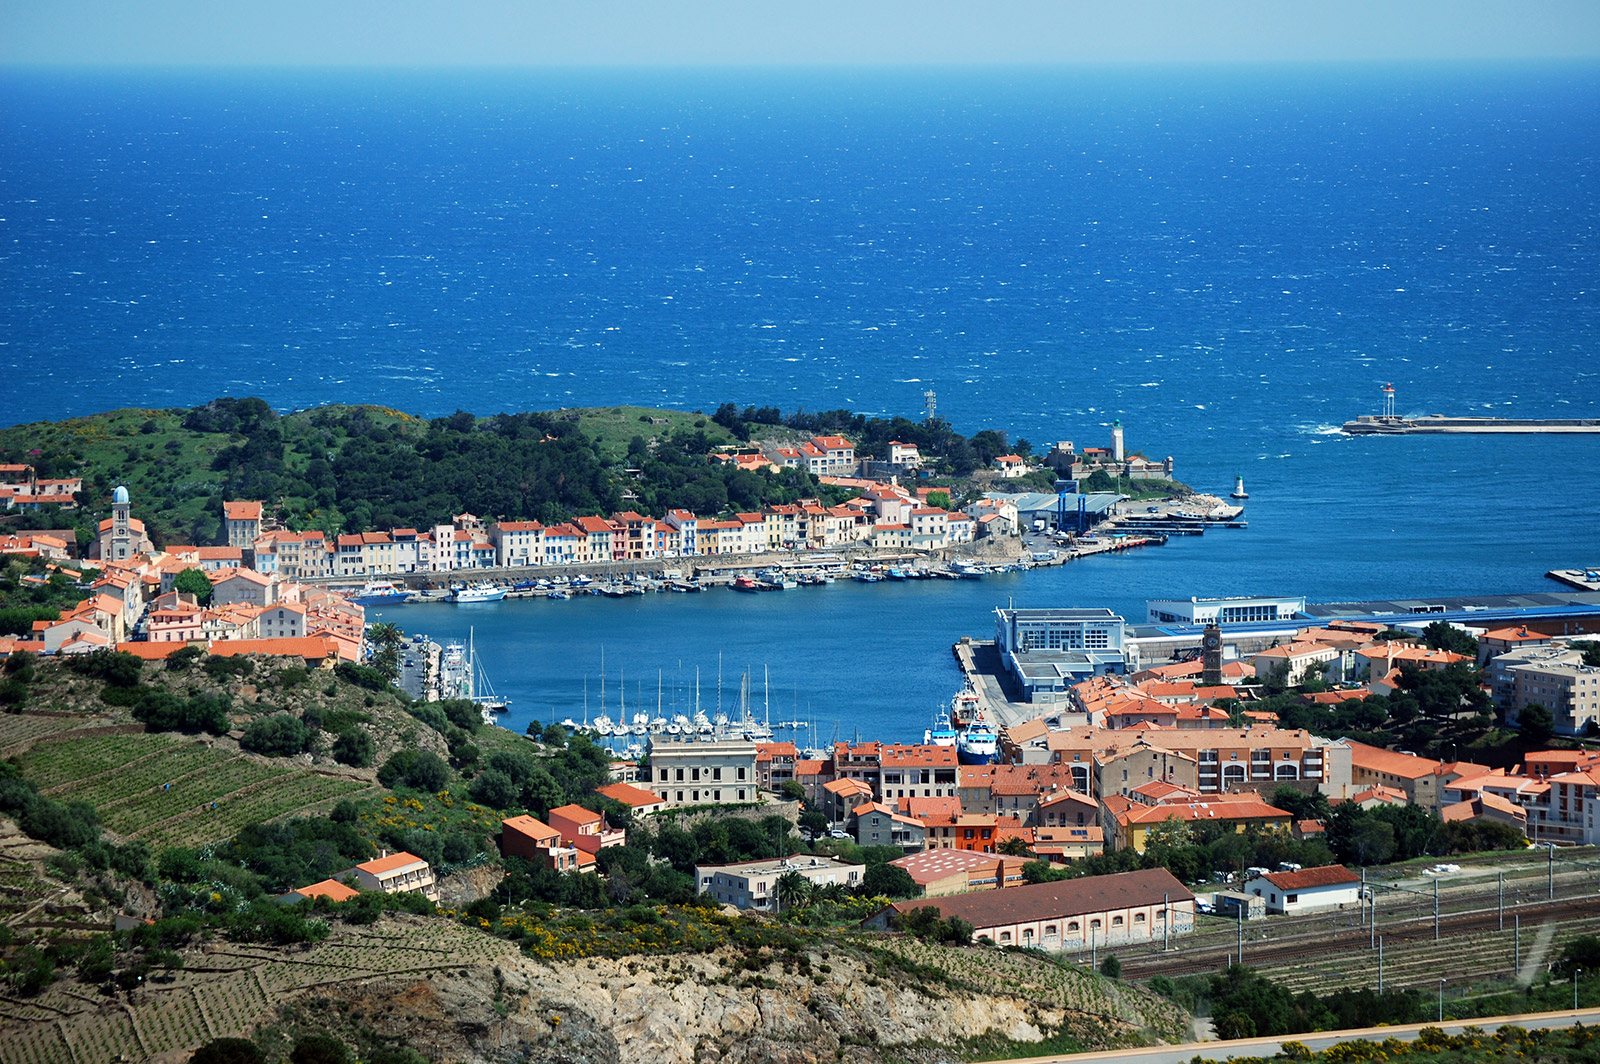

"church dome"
[113,485,130,505]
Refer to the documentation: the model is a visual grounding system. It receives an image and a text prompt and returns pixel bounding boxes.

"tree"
[778,780,806,802]
[997,835,1034,857]
[1347,819,1397,866]
[173,567,214,606]
[366,622,404,682]
[1518,703,1556,744]
[1100,955,1122,979]
[774,869,813,912]
[859,862,917,899]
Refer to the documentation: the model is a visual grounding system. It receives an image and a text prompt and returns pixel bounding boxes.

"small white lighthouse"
[1111,420,1125,462]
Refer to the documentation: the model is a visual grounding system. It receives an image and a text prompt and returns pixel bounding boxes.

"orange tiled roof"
[357,851,427,876]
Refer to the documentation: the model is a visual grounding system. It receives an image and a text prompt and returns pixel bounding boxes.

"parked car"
[828,829,851,839]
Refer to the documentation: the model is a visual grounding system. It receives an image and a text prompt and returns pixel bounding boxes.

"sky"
[3,0,1600,68]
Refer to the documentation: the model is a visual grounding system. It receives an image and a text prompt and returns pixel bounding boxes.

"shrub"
[331,728,374,768]
[241,714,312,757]
[165,644,206,672]
[469,768,518,809]
[191,1037,267,1064]
[1100,954,1121,979]
[289,1033,351,1064]
[65,649,144,687]
[203,654,253,680]
[329,799,361,823]
[334,661,389,692]
[134,689,230,734]
[441,698,483,734]
[21,798,100,849]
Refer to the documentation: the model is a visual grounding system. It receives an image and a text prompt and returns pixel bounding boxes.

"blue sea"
[2,64,1597,740]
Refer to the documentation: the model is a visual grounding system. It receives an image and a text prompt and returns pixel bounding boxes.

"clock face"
[1204,633,1220,650]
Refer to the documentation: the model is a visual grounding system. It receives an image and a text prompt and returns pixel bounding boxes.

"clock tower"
[1201,623,1223,686]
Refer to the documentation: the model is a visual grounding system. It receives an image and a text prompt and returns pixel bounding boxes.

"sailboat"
[466,627,508,725]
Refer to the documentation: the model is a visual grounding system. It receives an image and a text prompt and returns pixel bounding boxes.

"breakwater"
[1343,416,1600,435]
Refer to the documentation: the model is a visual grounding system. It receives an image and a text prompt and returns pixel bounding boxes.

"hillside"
[0,905,1185,1064]
[0,651,1191,1063]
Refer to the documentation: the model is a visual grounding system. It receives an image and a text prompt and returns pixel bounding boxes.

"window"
[675,791,683,802]
[1000,932,1012,943]
[1112,915,1124,927]
[676,768,684,782]
[1287,894,1298,903]
[1090,919,1101,930]
[659,768,668,782]
[692,767,701,781]
[692,790,700,802]
[738,767,748,781]
[1045,925,1058,937]
[713,767,722,781]
[713,790,721,801]
[1135,913,1146,923]
[738,789,746,800]
[1068,921,1080,932]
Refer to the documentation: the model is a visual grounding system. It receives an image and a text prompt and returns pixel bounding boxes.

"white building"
[1146,596,1307,626]
[1242,865,1360,914]
[695,854,861,910]
[647,738,761,806]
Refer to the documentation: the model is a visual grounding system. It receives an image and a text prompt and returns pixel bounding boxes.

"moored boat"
[450,582,508,603]
[956,716,999,765]
[346,580,413,606]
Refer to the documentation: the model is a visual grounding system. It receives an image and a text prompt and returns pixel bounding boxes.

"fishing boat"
[956,716,999,765]
[924,707,958,747]
[345,580,413,606]
[732,576,768,592]
[450,582,507,603]
[950,686,983,729]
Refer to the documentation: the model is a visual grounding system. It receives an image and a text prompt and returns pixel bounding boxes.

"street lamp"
[1576,969,1583,1011]
[1438,977,1446,1022]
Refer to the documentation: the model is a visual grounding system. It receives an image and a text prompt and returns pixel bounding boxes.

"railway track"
[1118,896,1600,979]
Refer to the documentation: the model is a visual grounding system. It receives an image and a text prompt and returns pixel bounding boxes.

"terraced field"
[0,916,521,1064]
[11,728,372,849]
[0,712,85,754]
[14,731,177,790]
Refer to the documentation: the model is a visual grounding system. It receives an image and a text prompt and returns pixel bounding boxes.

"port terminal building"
[994,608,1128,704]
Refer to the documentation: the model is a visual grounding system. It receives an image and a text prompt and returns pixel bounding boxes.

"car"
[1196,901,1215,915]
[828,829,851,839]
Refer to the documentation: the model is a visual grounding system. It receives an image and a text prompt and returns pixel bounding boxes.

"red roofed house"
[849,802,926,853]
[223,500,264,549]
[822,777,875,822]
[501,815,580,872]
[1478,626,1555,667]
[1241,864,1360,914]
[547,803,626,854]
[276,878,361,905]
[755,741,798,791]
[596,781,667,815]
[342,851,436,902]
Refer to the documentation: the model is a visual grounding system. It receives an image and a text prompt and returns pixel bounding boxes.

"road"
[982,1007,1600,1064]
